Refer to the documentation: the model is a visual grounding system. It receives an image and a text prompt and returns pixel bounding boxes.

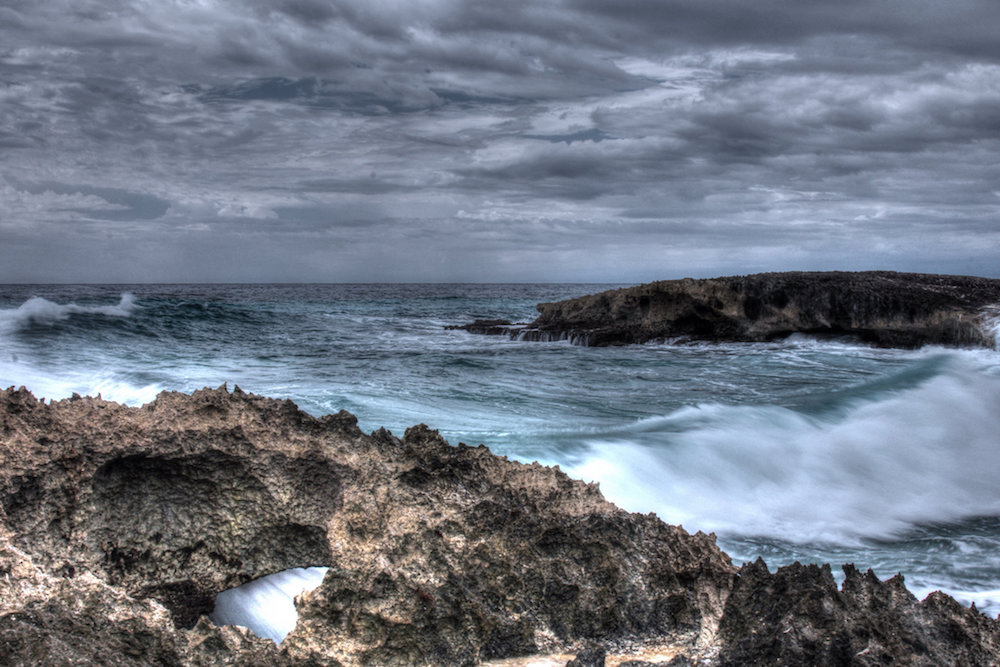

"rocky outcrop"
[0,386,734,665]
[716,559,1000,666]
[453,272,1000,348]
[1,386,998,665]
[0,522,289,666]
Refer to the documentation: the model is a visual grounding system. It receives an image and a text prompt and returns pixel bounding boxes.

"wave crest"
[0,293,137,331]
[570,356,1000,545]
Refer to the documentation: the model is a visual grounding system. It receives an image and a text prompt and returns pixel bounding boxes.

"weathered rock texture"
[716,560,1000,667]
[1,386,998,665]
[453,272,1000,348]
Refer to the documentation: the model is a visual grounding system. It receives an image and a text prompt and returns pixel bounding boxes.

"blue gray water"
[2,283,999,623]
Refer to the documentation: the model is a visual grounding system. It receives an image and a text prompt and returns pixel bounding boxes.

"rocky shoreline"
[451,271,1000,348]
[1,386,999,665]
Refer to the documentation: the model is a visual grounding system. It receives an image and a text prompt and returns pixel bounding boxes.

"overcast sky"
[2,0,999,282]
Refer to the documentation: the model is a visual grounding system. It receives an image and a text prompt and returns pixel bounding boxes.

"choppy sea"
[2,283,999,635]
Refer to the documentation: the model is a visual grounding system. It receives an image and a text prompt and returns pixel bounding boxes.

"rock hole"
[209,567,329,644]
[638,295,651,316]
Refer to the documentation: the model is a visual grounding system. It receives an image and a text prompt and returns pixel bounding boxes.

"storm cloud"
[1,0,998,282]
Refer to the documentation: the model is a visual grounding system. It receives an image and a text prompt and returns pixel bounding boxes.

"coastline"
[2,384,998,665]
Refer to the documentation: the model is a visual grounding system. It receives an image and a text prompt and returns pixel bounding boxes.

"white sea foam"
[981,305,1000,351]
[0,350,160,406]
[0,293,158,404]
[210,567,329,644]
[570,356,1000,545]
[0,354,162,405]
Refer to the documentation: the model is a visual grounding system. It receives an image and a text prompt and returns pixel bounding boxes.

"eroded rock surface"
[0,386,732,665]
[453,272,1000,348]
[1,386,998,665]
[716,559,1000,666]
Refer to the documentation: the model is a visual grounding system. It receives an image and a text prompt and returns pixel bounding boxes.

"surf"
[0,293,137,332]
[569,354,1000,546]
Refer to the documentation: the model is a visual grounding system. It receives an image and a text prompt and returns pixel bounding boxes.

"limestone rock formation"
[0,386,733,665]
[0,523,287,666]
[453,272,1000,348]
[716,559,1000,666]
[1,386,998,665]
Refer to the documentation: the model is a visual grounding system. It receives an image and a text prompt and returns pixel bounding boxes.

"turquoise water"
[2,284,999,618]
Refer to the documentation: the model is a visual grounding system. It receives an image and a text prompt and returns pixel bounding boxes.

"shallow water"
[2,283,998,621]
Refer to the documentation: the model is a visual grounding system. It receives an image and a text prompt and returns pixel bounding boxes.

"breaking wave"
[0,293,137,332]
[570,355,1000,546]
[0,293,158,404]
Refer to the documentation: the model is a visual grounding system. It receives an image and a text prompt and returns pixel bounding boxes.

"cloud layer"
[2,0,999,282]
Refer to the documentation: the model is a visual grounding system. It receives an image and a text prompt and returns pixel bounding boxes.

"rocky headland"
[2,385,999,665]
[452,271,1000,348]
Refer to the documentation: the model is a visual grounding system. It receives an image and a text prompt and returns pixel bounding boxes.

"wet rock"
[619,658,693,667]
[454,271,1000,348]
[445,319,519,336]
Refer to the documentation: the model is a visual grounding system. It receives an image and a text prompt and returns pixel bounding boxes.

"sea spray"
[569,356,1000,544]
[982,305,1000,351]
[0,292,159,404]
[0,293,137,331]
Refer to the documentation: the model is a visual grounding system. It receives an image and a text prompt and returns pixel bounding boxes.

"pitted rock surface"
[716,559,1000,666]
[1,386,998,665]
[0,386,732,665]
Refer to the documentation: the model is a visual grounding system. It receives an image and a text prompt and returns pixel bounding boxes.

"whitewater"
[2,283,999,641]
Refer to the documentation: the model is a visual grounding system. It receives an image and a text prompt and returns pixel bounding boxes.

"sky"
[1,0,999,283]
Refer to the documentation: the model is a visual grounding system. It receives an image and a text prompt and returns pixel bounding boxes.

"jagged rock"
[716,559,1000,666]
[0,386,998,665]
[455,271,1000,348]
[0,386,732,665]
[0,524,285,666]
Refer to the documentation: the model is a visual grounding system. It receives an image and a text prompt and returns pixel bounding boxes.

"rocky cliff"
[1,386,998,665]
[453,272,1000,348]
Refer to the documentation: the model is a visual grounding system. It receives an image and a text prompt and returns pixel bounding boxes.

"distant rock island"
[2,386,999,665]
[452,271,1000,348]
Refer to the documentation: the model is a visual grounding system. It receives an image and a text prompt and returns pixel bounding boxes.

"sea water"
[2,283,999,639]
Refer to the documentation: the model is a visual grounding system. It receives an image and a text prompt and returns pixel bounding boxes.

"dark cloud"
[522,128,612,144]
[0,0,998,282]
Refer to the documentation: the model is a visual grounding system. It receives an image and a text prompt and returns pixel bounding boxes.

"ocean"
[2,283,999,635]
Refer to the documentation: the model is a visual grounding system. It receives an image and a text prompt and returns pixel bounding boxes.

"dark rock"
[0,530,287,666]
[453,271,1000,348]
[445,319,519,336]
[619,657,693,667]
[565,641,605,666]
[715,558,1000,666]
